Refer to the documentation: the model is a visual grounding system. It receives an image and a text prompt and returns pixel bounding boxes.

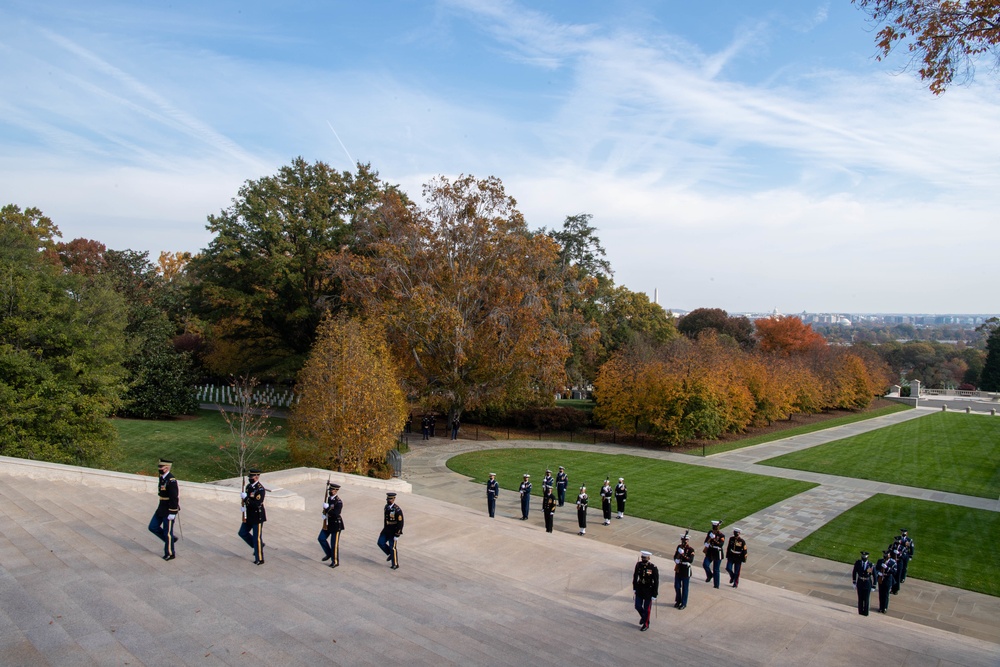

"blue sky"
[2,0,997,314]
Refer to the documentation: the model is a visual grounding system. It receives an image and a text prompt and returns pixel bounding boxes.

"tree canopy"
[0,208,128,464]
[189,158,394,380]
[979,318,1000,390]
[332,174,569,418]
[853,0,1000,94]
[289,315,406,474]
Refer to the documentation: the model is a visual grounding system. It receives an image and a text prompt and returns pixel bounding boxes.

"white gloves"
[241,492,248,499]
[323,503,330,509]
[167,514,176,521]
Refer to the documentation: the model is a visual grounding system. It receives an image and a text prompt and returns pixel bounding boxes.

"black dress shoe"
[677,604,686,610]
[329,562,339,568]
[322,555,331,561]
[387,554,394,562]
[640,625,648,631]
[390,564,399,570]
[163,555,175,561]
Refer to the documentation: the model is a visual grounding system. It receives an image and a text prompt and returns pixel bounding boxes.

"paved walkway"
[400,406,1000,644]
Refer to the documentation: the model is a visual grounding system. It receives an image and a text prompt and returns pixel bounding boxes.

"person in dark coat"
[148,458,180,561]
[486,473,499,518]
[633,550,659,631]
[542,485,556,533]
[378,492,404,569]
[576,485,588,535]
[673,532,695,610]
[319,482,344,567]
[518,474,532,520]
[614,477,627,518]
[555,466,568,506]
[600,479,613,525]
[238,469,267,564]
[852,550,875,615]
[725,528,748,588]
[875,549,895,613]
[702,520,725,588]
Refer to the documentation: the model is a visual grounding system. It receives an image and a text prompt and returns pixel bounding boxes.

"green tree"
[853,0,1000,94]
[289,315,406,474]
[979,318,1000,390]
[333,175,569,421]
[678,307,755,350]
[189,158,394,380]
[0,209,127,464]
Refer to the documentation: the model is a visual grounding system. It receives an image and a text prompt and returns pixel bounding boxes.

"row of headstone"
[196,384,299,408]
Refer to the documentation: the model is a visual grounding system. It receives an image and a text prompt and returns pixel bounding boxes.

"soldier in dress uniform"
[600,478,613,525]
[542,469,555,493]
[421,415,430,440]
[429,414,436,437]
[319,482,344,567]
[632,550,659,631]
[542,485,556,533]
[555,466,568,507]
[238,468,267,565]
[852,550,875,616]
[486,473,500,518]
[703,520,725,588]
[378,492,404,569]
[148,458,180,561]
[897,528,914,583]
[576,485,589,535]
[673,532,695,610]
[518,474,532,520]
[614,477,627,519]
[889,538,904,594]
[725,527,748,588]
[450,416,460,440]
[875,549,894,613]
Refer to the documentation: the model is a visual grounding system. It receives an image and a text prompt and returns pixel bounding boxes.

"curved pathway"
[401,406,999,643]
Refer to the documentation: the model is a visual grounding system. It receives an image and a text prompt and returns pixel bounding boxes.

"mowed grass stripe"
[789,494,999,597]
[447,448,817,529]
[110,410,291,482]
[759,412,1000,499]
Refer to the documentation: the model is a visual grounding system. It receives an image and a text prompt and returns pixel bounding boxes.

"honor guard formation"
[859,528,915,615]
[146,457,928,627]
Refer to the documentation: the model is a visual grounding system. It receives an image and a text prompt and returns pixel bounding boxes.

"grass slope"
[447,448,816,529]
[790,494,999,597]
[110,410,291,483]
[760,412,1000,498]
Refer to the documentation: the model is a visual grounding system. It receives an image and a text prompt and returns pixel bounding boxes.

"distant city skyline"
[2,1,997,313]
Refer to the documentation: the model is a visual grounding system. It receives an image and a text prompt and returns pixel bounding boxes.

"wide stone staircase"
[0,463,996,666]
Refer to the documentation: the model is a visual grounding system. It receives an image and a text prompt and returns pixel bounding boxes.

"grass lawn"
[688,403,912,456]
[447,448,817,529]
[759,411,1000,498]
[109,410,291,483]
[555,399,596,412]
[790,494,1000,597]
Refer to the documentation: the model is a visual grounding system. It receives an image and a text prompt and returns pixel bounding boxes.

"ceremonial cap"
[329,483,341,490]
[640,550,652,558]
[158,458,172,466]
[732,527,741,534]
[249,468,261,474]
[524,473,530,478]
[545,469,551,473]
[711,520,721,526]
[861,551,869,556]
[386,492,397,498]
[618,477,624,481]
[489,472,496,476]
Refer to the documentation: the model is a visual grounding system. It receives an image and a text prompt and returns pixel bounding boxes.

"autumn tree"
[678,307,755,350]
[1,208,128,465]
[288,315,406,474]
[755,315,827,355]
[332,175,569,421]
[979,318,1000,390]
[853,0,1000,94]
[189,158,395,379]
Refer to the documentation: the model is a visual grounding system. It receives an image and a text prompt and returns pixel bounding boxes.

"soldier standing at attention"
[875,549,893,613]
[319,483,344,567]
[725,527,747,588]
[614,477,627,519]
[600,479,613,525]
[555,466,568,507]
[486,473,500,518]
[542,469,555,493]
[897,528,914,583]
[576,485,589,535]
[148,458,179,561]
[852,551,875,616]
[633,550,659,631]
[673,532,695,610]
[239,468,267,565]
[542,485,556,533]
[378,492,404,569]
[518,474,532,520]
[703,520,725,588]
